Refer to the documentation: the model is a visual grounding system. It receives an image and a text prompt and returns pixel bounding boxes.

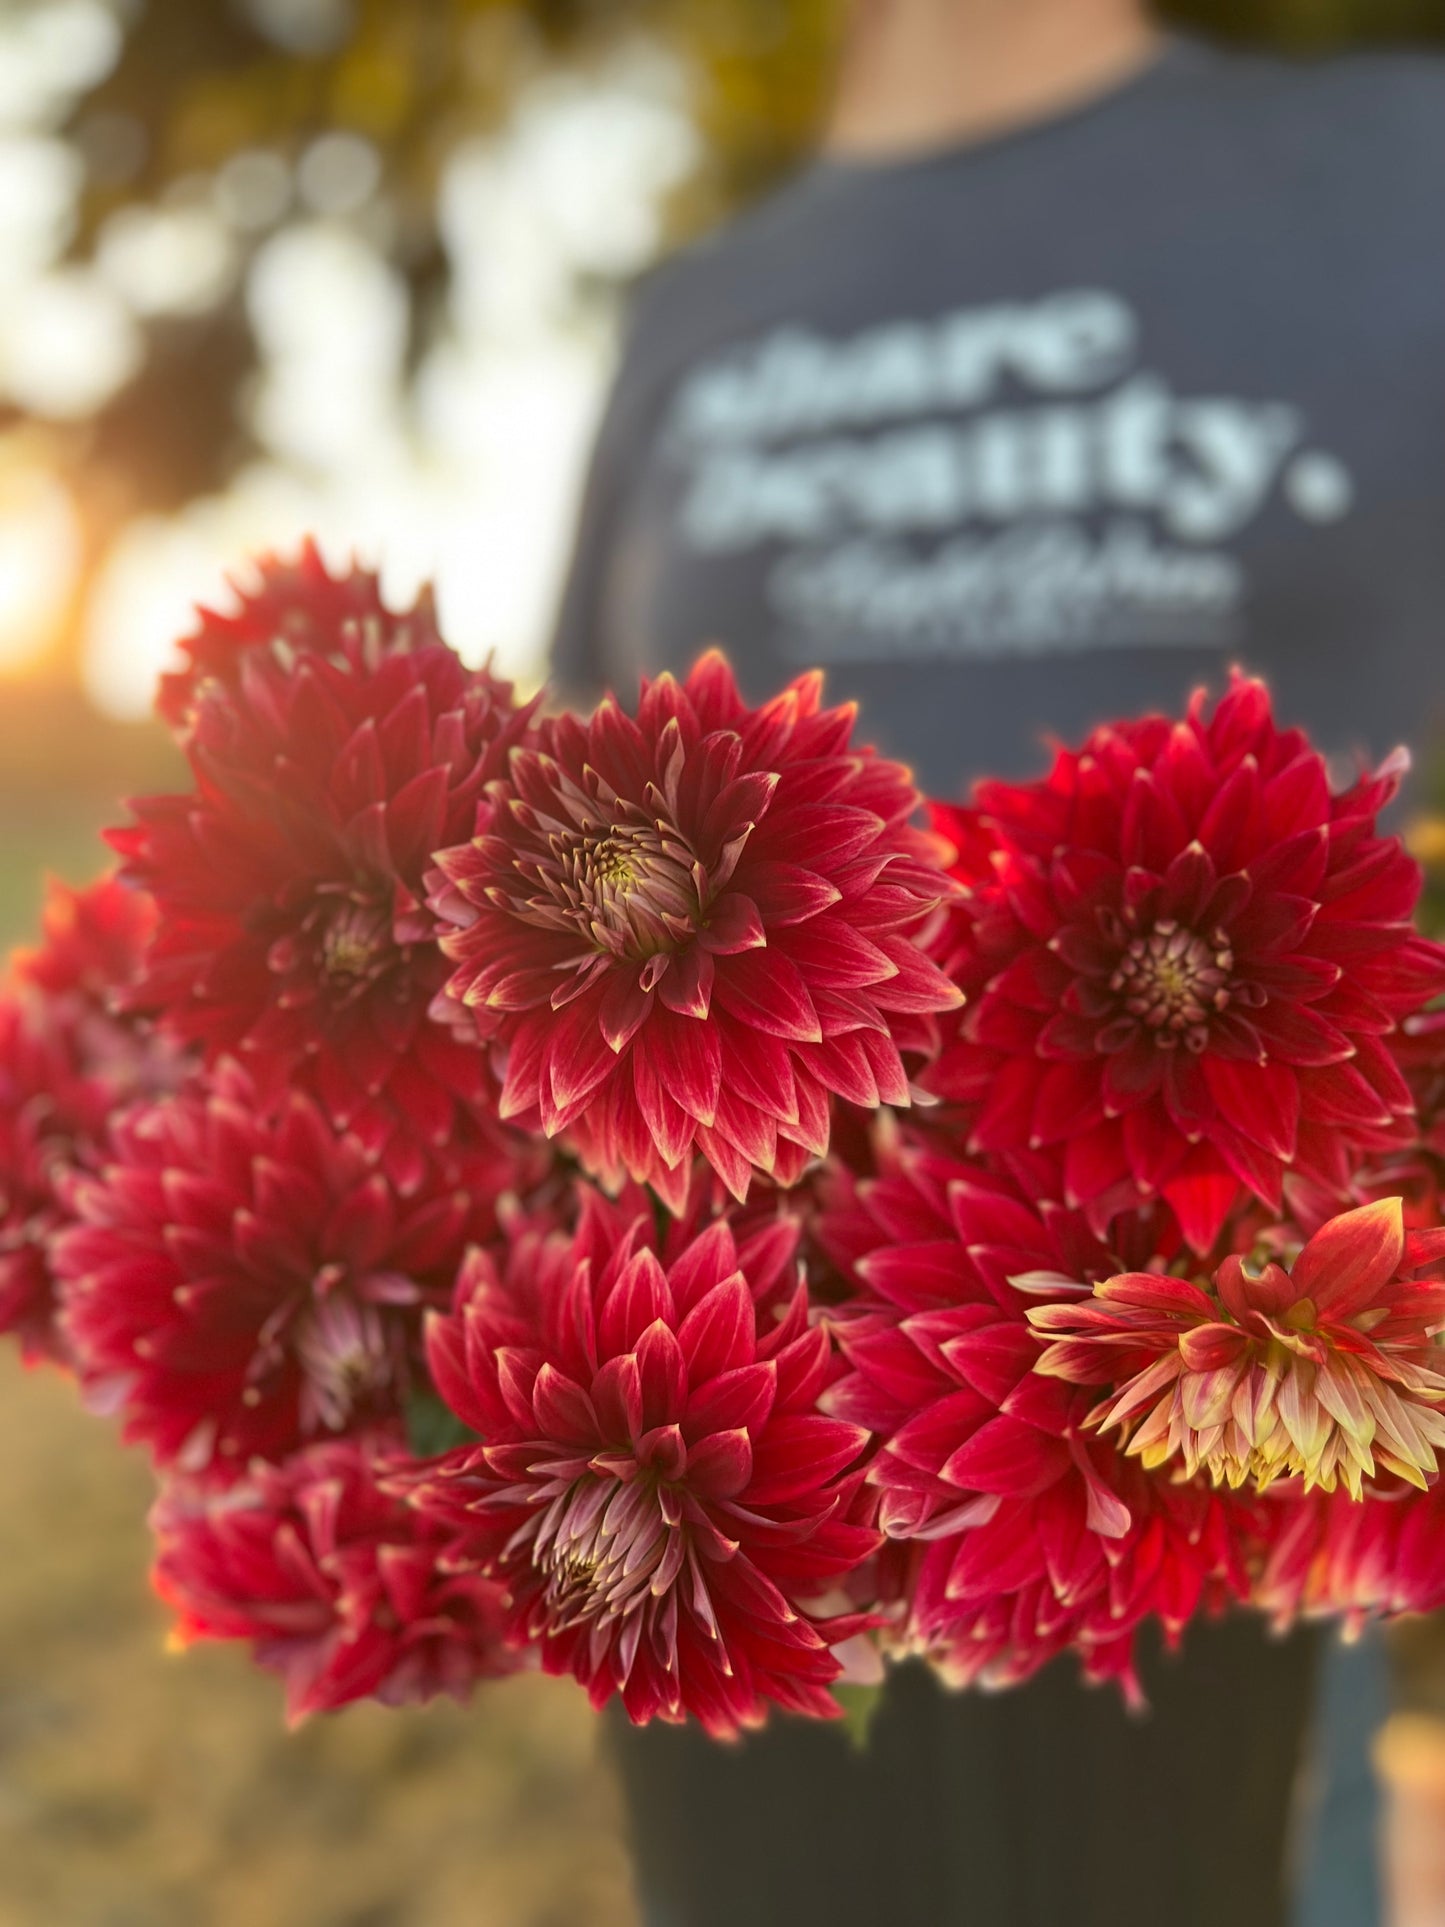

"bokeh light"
[0,466,82,675]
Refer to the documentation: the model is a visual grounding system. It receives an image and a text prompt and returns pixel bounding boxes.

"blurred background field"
[3,1,1445,1922]
[0,855,638,1927]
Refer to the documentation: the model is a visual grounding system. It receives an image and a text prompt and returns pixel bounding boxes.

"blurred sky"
[0,0,700,717]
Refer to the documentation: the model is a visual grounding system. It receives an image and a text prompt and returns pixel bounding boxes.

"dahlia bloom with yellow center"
[1030,1198,1445,1498]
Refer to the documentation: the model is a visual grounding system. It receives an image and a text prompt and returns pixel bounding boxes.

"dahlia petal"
[782,918,896,990]
[686,1428,754,1500]
[1228,892,1318,957]
[545,1001,618,1120]
[937,1325,1039,1404]
[686,1362,777,1439]
[941,1416,1070,1498]
[1178,1324,1250,1372]
[1122,770,1190,873]
[1160,1168,1241,1252]
[1201,1057,1299,1160]
[1293,1197,1406,1311]
[699,892,767,954]
[641,1009,721,1126]
[1248,1000,1353,1066]
[761,805,885,870]
[1102,1035,1167,1111]
[714,951,822,1043]
[943,1511,1048,1600]
[1210,1127,1284,1210]
[1197,758,1260,870]
[677,1277,757,1384]
[746,1416,869,1504]
[599,972,655,1054]
[598,1247,673,1357]
[856,1241,970,1311]
[498,1015,549,1121]
[656,946,715,1019]
[871,937,964,1014]
[532,1363,598,1444]
[636,1319,689,1429]
[632,1049,697,1169]
[1305,1061,1396,1128]
[741,862,843,928]
[1245,825,1330,900]
[591,1353,645,1442]
[973,1056,1042,1150]
[804,1033,879,1109]
[1093,1273,1217,1318]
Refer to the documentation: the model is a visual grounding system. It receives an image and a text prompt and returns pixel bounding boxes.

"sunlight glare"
[0,470,81,674]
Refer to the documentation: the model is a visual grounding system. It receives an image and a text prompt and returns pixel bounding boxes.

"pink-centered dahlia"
[152,1437,520,1722]
[0,877,186,1361]
[110,554,535,1192]
[1030,1198,1445,1499]
[429,651,960,1209]
[820,1140,1264,1698]
[927,675,1445,1250]
[56,1061,522,1469]
[412,1189,879,1735]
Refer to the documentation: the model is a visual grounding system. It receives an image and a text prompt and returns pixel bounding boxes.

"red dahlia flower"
[152,1437,520,1722]
[820,1141,1262,1698]
[1258,1480,1445,1629]
[0,996,113,1361]
[110,555,534,1192]
[1031,1198,1445,1498]
[429,651,960,1210]
[927,675,1445,1250]
[155,539,398,734]
[56,1062,522,1469]
[1,877,185,1361]
[412,1190,879,1735]
[16,871,154,998]
[1345,1009,1445,1227]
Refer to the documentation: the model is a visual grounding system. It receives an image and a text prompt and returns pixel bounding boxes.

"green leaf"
[833,1682,885,1753]
[404,1390,475,1458]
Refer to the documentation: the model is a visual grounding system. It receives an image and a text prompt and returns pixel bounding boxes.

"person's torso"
[582,38,1445,791]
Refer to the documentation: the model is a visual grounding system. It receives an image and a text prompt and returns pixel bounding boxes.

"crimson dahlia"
[820,1140,1263,1698]
[56,1061,523,1469]
[155,539,399,733]
[110,554,534,1192]
[152,1437,520,1722]
[412,1189,879,1736]
[429,651,960,1209]
[927,675,1445,1250]
[1,877,185,1361]
[0,995,113,1362]
[1259,1482,1445,1631]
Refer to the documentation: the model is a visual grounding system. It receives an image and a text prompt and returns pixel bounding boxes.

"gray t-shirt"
[552,36,1445,793]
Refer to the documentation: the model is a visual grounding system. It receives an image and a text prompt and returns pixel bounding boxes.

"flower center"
[1110,919,1233,1050]
[319,899,394,983]
[293,1289,395,1432]
[532,1472,676,1632]
[539,818,702,960]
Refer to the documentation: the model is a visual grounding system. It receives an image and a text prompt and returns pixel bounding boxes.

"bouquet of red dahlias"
[10,542,1445,1737]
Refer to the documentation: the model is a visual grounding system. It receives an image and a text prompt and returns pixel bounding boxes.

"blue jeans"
[1295,1633,1387,1927]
